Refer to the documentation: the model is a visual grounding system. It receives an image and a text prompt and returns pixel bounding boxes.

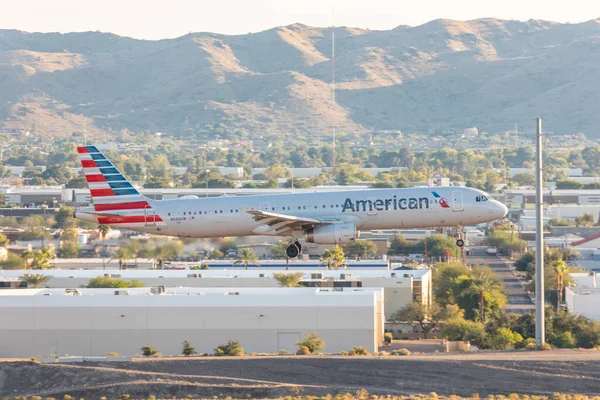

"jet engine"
[304,222,357,244]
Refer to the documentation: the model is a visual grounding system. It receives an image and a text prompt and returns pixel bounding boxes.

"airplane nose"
[493,201,508,219]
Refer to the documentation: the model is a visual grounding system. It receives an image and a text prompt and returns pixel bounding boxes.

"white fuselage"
[89,186,506,238]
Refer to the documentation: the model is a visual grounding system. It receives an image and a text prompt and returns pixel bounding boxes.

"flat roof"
[1,268,429,280]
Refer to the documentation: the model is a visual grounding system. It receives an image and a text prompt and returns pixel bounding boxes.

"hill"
[2,18,600,139]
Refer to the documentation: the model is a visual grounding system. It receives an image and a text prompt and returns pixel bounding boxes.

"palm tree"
[110,247,132,270]
[320,246,346,270]
[20,274,52,288]
[469,272,501,323]
[97,224,110,269]
[21,248,55,269]
[273,272,304,287]
[553,259,569,308]
[233,248,260,270]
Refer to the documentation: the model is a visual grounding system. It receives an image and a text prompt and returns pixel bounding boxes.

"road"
[467,246,535,314]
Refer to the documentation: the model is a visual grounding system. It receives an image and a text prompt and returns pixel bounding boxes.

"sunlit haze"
[2,0,600,39]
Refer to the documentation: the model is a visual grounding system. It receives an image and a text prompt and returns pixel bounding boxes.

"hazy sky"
[2,0,600,39]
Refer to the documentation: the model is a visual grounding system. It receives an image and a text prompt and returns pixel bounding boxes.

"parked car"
[486,247,498,255]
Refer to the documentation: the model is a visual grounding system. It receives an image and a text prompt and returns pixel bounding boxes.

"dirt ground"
[2,350,600,398]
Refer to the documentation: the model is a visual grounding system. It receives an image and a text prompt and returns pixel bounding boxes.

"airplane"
[74,145,508,258]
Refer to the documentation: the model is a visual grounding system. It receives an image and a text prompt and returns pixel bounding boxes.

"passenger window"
[476,196,481,202]
[168,213,171,216]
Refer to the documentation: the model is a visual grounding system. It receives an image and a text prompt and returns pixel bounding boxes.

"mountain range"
[1,18,600,140]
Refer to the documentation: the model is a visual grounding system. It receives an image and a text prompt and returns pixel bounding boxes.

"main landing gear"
[286,241,302,258]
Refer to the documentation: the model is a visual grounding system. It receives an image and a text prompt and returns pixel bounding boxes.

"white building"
[565,273,599,320]
[0,287,384,357]
[1,269,431,318]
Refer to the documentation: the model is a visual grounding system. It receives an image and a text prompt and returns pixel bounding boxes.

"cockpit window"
[476,195,489,202]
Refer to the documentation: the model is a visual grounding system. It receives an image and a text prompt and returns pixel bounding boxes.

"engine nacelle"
[304,223,357,245]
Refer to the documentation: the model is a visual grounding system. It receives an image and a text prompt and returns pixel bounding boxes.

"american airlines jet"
[74,146,508,258]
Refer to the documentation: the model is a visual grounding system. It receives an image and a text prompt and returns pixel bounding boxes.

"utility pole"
[331,17,336,168]
[535,117,545,346]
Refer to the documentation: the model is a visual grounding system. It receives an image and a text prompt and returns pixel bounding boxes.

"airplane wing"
[246,209,327,235]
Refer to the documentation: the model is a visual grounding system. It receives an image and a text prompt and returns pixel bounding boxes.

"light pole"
[535,117,545,346]
[205,169,210,198]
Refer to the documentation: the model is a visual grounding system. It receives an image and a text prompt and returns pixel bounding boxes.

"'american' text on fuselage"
[342,196,430,213]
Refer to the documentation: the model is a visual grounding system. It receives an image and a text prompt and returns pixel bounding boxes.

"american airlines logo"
[342,195,431,212]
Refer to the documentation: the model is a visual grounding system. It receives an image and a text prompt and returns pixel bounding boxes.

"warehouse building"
[0,287,383,358]
[5,269,431,317]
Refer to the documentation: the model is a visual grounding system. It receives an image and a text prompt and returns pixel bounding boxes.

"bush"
[278,350,288,355]
[537,342,552,351]
[391,349,411,356]
[348,346,369,356]
[182,340,197,356]
[296,345,311,355]
[214,340,244,356]
[522,338,536,350]
[384,332,393,343]
[340,351,349,355]
[141,345,158,357]
[487,328,523,350]
[378,351,389,356]
[552,331,576,348]
[296,332,325,354]
[107,352,120,357]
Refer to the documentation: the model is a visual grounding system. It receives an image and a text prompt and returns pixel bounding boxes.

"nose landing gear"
[286,240,302,258]
[453,226,465,247]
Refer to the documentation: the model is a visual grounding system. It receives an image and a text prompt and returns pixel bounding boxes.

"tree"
[182,340,197,356]
[469,269,502,323]
[111,247,132,269]
[54,206,76,229]
[0,233,8,247]
[85,276,144,288]
[320,246,346,270]
[552,259,568,309]
[98,224,110,241]
[58,241,80,258]
[511,173,535,186]
[575,212,595,227]
[343,240,378,258]
[273,272,304,287]
[440,318,486,347]
[22,248,55,269]
[233,248,259,270]
[214,340,244,356]
[390,302,445,339]
[296,333,325,353]
[20,273,52,288]
[0,253,24,270]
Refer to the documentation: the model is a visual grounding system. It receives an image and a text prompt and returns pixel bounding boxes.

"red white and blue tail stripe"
[77,145,163,226]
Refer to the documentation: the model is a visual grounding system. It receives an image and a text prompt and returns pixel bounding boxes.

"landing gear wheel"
[286,243,300,259]
[456,239,465,247]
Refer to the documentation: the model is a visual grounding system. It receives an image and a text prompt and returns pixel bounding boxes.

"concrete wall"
[0,288,382,357]
[565,288,600,321]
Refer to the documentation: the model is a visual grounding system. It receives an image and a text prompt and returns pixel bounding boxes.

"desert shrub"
[296,332,325,354]
[487,328,523,350]
[340,351,349,355]
[214,340,244,356]
[107,352,119,357]
[384,332,393,343]
[522,338,536,350]
[391,348,411,356]
[348,346,369,356]
[278,350,288,355]
[121,395,130,400]
[182,340,197,356]
[552,331,576,348]
[141,345,158,357]
[537,342,552,351]
[296,345,311,355]
[378,351,389,356]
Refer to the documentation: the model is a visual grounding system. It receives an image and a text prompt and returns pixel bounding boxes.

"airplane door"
[452,191,464,212]
[144,206,157,226]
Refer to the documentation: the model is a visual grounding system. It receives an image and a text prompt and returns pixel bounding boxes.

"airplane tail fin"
[76,145,158,225]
